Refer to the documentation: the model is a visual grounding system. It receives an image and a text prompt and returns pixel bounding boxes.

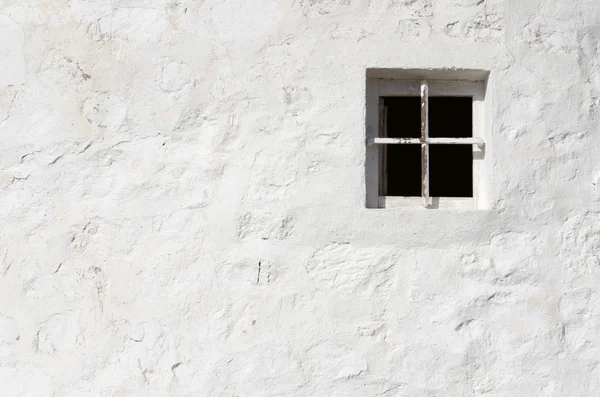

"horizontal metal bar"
[367,137,484,146]
[368,137,421,145]
[428,138,484,145]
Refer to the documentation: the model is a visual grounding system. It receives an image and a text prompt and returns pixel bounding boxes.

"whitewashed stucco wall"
[1,0,600,396]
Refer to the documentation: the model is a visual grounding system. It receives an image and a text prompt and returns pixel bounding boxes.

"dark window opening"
[380,96,473,198]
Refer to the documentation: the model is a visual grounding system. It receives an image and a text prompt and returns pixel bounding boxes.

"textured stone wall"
[1,0,600,396]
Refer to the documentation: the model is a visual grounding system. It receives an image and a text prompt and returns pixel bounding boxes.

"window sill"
[379,196,475,210]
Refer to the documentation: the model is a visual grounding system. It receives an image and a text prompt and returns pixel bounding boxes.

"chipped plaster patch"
[82,92,127,129]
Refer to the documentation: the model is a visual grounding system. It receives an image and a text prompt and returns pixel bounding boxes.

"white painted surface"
[0,14,25,86]
[0,1,599,396]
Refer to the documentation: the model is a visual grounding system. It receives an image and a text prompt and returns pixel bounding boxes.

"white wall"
[1,0,599,396]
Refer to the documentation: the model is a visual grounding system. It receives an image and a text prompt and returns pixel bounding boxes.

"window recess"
[365,78,488,209]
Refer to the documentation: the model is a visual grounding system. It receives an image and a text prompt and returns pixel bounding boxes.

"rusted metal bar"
[428,137,483,146]
[421,80,429,208]
[367,137,421,145]
[367,137,484,146]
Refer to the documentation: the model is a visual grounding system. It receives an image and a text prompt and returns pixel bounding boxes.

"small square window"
[382,96,473,198]
[365,73,488,209]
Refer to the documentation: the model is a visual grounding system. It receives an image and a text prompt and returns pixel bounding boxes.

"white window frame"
[365,78,487,210]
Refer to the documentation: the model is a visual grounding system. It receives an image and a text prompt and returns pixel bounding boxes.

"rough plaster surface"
[0,0,599,396]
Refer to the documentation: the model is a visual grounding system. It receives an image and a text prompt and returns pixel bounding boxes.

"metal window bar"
[421,80,429,207]
[367,80,485,208]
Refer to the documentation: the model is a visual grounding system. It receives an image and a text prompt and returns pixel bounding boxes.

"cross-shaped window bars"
[367,80,485,208]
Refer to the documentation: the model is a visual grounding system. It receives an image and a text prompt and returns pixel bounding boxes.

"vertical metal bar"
[421,80,429,208]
